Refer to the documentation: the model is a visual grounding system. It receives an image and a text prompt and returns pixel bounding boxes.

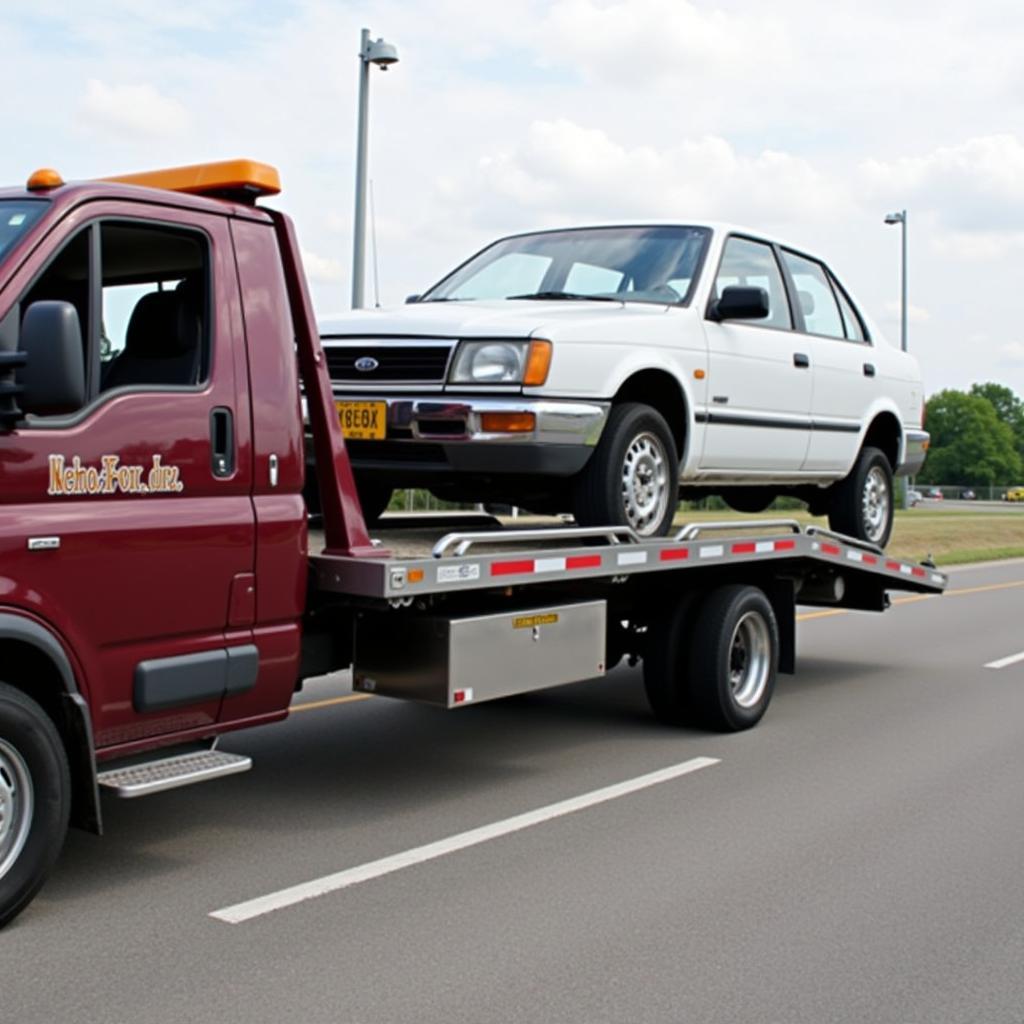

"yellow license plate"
[337,401,387,440]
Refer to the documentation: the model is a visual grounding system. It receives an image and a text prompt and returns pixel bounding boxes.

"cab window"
[714,237,792,329]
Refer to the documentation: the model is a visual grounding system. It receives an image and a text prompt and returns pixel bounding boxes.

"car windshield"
[421,225,711,305]
[0,199,48,262]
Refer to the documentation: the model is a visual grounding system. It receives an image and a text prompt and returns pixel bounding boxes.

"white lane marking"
[985,650,1024,670]
[210,756,720,924]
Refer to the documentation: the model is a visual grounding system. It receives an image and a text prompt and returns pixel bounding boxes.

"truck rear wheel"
[643,595,698,725]
[688,585,778,731]
[573,403,679,538]
[0,682,70,929]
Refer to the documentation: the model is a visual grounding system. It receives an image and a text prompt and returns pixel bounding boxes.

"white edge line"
[210,756,720,924]
[984,650,1024,670]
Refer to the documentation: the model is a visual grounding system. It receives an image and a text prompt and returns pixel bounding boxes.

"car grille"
[322,340,454,384]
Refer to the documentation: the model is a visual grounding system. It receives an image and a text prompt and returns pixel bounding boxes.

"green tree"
[969,381,1024,457]
[918,389,1022,486]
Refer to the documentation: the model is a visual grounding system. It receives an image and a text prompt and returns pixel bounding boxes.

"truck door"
[0,206,255,751]
[699,236,812,473]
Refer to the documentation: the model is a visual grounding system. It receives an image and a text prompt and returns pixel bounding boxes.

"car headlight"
[449,339,552,385]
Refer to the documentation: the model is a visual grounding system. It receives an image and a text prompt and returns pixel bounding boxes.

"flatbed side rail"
[674,519,803,542]
[803,525,886,558]
[432,525,642,558]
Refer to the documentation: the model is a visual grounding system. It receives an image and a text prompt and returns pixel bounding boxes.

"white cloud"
[78,79,190,140]
[884,301,930,324]
[999,341,1024,366]
[301,250,346,285]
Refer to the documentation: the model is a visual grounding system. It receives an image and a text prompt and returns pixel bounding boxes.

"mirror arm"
[706,299,722,322]
[0,350,27,428]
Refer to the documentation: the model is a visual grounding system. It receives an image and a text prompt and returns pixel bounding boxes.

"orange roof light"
[101,159,281,202]
[27,168,65,191]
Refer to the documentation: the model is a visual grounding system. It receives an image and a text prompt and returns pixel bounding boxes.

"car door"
[700,235,812,472]
[778,250,874,473]
[0,205,255,751]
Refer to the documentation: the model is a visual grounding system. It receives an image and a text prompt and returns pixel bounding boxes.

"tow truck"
[0,161,946,927]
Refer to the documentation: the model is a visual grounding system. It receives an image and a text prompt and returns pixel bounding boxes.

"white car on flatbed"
[318,223,928,546]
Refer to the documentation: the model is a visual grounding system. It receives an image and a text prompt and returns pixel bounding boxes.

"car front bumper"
[326,395,610,478]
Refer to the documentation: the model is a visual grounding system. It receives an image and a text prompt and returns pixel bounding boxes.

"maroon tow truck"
[0,160,945,927]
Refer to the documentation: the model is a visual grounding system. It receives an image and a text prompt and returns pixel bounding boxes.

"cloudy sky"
[3,0,1023,396]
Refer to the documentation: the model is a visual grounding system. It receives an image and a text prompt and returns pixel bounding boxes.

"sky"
[2,0,1023,397]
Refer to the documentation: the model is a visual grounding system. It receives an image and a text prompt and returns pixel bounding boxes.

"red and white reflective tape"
[491,554,602,577]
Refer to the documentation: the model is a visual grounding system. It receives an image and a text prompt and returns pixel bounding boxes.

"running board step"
[97,750,252,798]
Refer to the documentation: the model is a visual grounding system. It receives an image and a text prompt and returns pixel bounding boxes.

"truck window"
[100,222,208,392]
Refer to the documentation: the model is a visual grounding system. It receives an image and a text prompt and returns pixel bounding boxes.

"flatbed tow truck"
[0,160,945,927]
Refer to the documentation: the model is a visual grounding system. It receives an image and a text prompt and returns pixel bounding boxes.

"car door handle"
[793,353,810,368]
[210,407,235,478]
[863,363,876,377]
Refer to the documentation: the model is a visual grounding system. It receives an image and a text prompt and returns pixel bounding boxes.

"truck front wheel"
[0,682,70,929]
[828,446,894,547]
[573,403,679,538]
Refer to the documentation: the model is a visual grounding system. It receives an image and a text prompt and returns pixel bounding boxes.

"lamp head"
[365,37,399,68]
[884,212,905,225]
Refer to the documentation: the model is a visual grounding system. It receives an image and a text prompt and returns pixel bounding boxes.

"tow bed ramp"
[311,519,947,602]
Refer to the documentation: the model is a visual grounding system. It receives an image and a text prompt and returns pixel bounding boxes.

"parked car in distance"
[317,222,929,546]
[961,489,977,500]
[908,488,923,506]
[926,487,944,500]
[1005,487,1024,502]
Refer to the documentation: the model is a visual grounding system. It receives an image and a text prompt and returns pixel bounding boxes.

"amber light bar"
[100,159,281,200]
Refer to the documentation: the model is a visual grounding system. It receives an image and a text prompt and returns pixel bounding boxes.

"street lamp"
[884,209,907,352]
[352,28,399,309]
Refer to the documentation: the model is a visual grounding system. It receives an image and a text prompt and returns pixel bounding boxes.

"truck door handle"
[863,363,876,377]
[210,407,235,478]
[793,353,810,368]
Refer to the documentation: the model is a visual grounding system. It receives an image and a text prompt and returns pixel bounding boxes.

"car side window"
[829,273,867,342]
[780,251,844,339]
[714,237,792,329]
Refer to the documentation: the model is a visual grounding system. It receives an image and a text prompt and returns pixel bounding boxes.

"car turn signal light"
[481,412,536,433]
[523,340,552,387]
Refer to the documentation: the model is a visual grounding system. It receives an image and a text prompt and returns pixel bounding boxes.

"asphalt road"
[3,560,1024,1023]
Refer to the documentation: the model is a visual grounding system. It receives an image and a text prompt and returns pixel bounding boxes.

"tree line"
[917,382,1024,487]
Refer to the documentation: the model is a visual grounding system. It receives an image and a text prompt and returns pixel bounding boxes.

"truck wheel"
[688,585,778,732]
[574,403,678,538]
[643,594,698,724]
[828,446,893,547]
[0,683,70,929]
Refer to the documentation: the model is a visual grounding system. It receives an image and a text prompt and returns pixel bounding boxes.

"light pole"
[352,28,399,309]
[884,209,907,352]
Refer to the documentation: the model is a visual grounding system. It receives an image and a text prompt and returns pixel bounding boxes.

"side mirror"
[708,286,770,322]
[405,293,421,304]
[19,301,86,416]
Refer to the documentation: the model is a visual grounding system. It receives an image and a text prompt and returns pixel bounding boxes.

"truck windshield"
[421,225,710,305]
[0,200,48,261]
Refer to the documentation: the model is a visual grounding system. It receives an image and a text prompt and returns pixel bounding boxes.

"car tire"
[643,594,698,725]
[828,446,894,547]
[356,479,393,525]
[0,682,71,929]
[573,403,679,538]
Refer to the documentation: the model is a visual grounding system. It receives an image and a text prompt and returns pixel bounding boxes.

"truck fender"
[0,613,102,835]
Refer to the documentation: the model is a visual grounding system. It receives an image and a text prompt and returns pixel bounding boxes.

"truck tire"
[0,682,70,929]
[643,594,698,725]
[356,479,393,525]
[828,446,893,547]
[573,403,679,538]
[688,585,778,731]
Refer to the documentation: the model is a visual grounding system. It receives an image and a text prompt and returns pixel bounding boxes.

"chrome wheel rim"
[862,465,890,543]
[620,432,671,536]
[728,612,771,709]
[0,739,33,882]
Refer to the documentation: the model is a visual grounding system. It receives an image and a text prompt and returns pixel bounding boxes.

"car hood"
[318,299,674,339]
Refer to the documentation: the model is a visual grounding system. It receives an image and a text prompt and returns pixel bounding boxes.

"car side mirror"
[18,301,86,416]
[708,286,770,322]
[405,293,421,304]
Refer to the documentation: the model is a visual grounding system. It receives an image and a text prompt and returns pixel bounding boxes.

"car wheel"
[573,403,679,538]
[356,479,393,525]
[828,446,894,547]
[722,488,777,515]
[0,683,71,929]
